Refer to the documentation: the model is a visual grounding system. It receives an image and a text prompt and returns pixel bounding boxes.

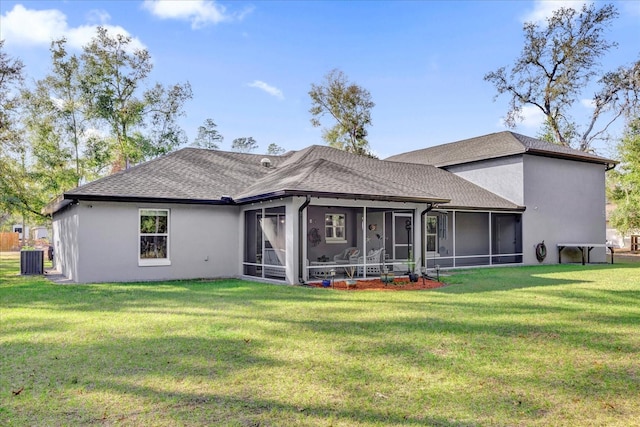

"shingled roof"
[236,145,520,209]
[45,143,523,215]
[66,148,290,200]
[385,131,617,168]
[234,145,449,204]
[44,149,291,213]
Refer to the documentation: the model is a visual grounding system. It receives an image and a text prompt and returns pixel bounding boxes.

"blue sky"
[1,0,639,158]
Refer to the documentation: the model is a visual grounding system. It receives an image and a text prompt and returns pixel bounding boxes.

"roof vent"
[260,158,272,168]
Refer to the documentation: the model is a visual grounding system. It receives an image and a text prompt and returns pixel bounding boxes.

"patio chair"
[356,248,384,276]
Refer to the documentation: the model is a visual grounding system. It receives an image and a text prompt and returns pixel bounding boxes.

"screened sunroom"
[424,210,523,269]
[241,201,524,285]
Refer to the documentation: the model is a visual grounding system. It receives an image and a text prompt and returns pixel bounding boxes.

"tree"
[1,69,79,220]
[309,69,375,156]
[484,3,640,152]
[0,40,30,217]
[193,118,223,149]
[0,27,193,218]
[137,81,191,158]
[0,40,24,149]
[26,38,116,185]
[608,117,640,235]
[26,39,90,187]
[80,26,192,171]
[266,143,285,155]
[21,84,76,209]
[231,137,258,153]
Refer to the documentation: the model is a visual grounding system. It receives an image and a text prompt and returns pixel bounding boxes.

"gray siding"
[446,153,607,265]
[447,156,524,205]
[52,205,80,281]
[522,155,607,264]
[57,201,240,283]
[306,206,361,262]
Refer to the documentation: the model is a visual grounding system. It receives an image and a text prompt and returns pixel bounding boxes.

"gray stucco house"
[44,131,615,284]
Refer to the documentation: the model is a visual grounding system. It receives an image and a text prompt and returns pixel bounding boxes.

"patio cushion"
[333,247,359,262]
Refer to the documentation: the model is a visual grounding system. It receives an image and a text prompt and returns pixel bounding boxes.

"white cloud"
[248,80,284,100]
[84,127,107,140]
[0,4,145,50]
[50,97,65,110]
[142,0,253,29]
[497,104,545,130]
[522,0,592,23]
[581,98,596,109]
[86,9,111,25]
[518,105,546,129]
[1,5,67,46]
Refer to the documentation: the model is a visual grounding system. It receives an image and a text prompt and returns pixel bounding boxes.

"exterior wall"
[52,204,80,281]
[285,199,299,283]
[306,206,361,262]
[59,201,240,283]
[522,155,607,264]
[446,156,524,205]
[446,153,607,265]
[32,226,49,240]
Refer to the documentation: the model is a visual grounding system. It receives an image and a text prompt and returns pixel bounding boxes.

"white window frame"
[138,208,171,266]
[426,215,439,255]
[325,213,347,244]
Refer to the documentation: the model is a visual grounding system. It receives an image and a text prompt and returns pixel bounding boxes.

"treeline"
[1,28,192,219]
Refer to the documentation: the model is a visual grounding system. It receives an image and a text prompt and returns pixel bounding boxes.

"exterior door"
[492,213,522,264]
[392,213,412,260]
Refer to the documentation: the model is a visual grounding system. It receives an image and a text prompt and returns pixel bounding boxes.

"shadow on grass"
[0,336,523,426]
[0,277,340,313]
[3,322,636,426]
[1,328,495,426]
[3,274,639,425]
[83,382,481,426]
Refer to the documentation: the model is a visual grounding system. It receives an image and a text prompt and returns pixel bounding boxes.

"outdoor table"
[557,243,614,265]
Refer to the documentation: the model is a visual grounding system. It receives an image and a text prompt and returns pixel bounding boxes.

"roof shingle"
[50,140,525,214]
[385,131,616,167]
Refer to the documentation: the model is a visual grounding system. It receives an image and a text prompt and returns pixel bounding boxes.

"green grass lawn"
[1,253,639,426]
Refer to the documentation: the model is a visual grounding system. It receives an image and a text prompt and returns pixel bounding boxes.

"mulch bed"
[306,277,444,291]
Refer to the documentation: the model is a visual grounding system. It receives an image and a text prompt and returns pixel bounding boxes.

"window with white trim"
[426,216,438,253]
[325,213,346,243]
[139,209,170,266]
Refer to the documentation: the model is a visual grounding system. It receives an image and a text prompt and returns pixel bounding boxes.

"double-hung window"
[426,216,438,253]
[139,209,170,266]
[325,213,346,243]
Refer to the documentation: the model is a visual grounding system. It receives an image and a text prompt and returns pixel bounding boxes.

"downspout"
[298,196,311,283]
[420,203,435,271]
